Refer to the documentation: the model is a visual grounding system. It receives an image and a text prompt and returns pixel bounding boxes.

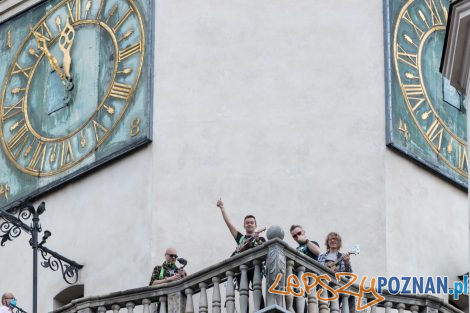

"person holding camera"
[149,247,187,285]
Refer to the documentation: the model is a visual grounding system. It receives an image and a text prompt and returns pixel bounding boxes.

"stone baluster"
[397,303,405,313]
[307,286,317,313]
[330,297,339,313]
[239,264,249,313]
[212,277,221,313]
[384,302,392,313]
[97,307,106,313]
[160,296,168,313]
[285,260,295,313]
[341,294,349,313]
[185,288,195,313]
[410,305,419,313]
[199,282,209,313]
[318,287,329,313]
[112,304,120,313]
[253,260,263,311]
[126,302,135,313]
[295,266,306,313]
[151,302,158,313]
[225,271,236,313]
[142,299,151,313]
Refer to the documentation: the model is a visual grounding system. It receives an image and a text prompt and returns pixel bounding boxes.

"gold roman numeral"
[7,124,29,152]
[12,63,33,78]
[424,0,444,26]
[119,42,141,61]
[68,0,82,22]
[458,143,468,171]
[397,45,417,69]
[2,98,23,121]
[35,21,54,42]
[402,84,423,96]
[110,82,132,100]
[402,10,425,40]
[27,141,47,172]
[113,7,133,32]
[92,120,108,142]
[401,84,426,112]
[425,118,444,151]
[60,140,75,167]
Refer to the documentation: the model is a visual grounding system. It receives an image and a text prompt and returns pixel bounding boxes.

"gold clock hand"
[33,31,66,81]
[59,18,75,80]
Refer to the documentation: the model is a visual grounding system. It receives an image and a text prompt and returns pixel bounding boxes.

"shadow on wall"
[53,285,84,310]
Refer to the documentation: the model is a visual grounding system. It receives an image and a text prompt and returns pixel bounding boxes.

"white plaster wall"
[0,0,467,313]
[385,148,468,280]
[0,148,154,311]
[152,0,387,279]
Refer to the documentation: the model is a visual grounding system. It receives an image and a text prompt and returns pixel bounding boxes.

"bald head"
[164,247,178,264]
[2,293,14,307]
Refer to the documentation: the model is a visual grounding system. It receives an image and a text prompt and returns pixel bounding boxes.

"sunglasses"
[292,231,302,238]
[166,254,178,258]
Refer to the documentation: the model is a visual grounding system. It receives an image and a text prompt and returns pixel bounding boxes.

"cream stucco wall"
[0,1,467,312]
[151,0,389,279]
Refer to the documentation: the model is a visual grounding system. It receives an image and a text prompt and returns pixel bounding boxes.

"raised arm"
[297,232,321,257]
[216,198,238,239]
[306,240,321,257]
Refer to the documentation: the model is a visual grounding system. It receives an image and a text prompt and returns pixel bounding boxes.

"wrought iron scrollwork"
[8,202,33,224]
[0,220,22,246]
[39,246,83,284]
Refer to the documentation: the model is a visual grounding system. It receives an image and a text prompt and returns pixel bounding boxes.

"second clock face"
[0,0,152,207]
[385,0,468,188]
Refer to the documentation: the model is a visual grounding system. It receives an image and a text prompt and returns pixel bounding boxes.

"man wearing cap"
[149,247,187,285]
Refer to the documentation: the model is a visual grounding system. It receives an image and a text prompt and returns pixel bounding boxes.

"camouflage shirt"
[149,261,179,285]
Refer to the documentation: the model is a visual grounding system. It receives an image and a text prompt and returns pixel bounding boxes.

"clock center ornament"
[385,0,468,189]
[0,0,152,208]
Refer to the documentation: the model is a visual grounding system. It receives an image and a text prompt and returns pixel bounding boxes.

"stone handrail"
[50,234,464,313]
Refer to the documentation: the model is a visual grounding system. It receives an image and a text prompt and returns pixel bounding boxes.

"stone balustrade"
[50,230,464,313]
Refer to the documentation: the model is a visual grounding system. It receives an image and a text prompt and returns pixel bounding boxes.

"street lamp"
[0,201,83,313]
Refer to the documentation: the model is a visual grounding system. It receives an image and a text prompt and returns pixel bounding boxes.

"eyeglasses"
[292,231,302,239]
[166,254,178,258]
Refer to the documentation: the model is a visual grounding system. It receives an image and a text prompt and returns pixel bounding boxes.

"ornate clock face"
[385,0,468,188]
[0,0,152,207]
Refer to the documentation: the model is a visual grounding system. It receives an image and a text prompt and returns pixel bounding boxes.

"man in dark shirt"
[216,198,266,254]
[216,198,266,312]
[290,225,320,260]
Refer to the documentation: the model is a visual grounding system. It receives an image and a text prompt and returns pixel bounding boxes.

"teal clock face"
[0,0,152,207]
[385,0,468,188]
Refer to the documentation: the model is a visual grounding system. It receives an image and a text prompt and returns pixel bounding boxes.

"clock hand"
[58,18,75,80]
[33,31,66,81]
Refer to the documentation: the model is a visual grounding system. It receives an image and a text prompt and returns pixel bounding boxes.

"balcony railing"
[51,228,464,313]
